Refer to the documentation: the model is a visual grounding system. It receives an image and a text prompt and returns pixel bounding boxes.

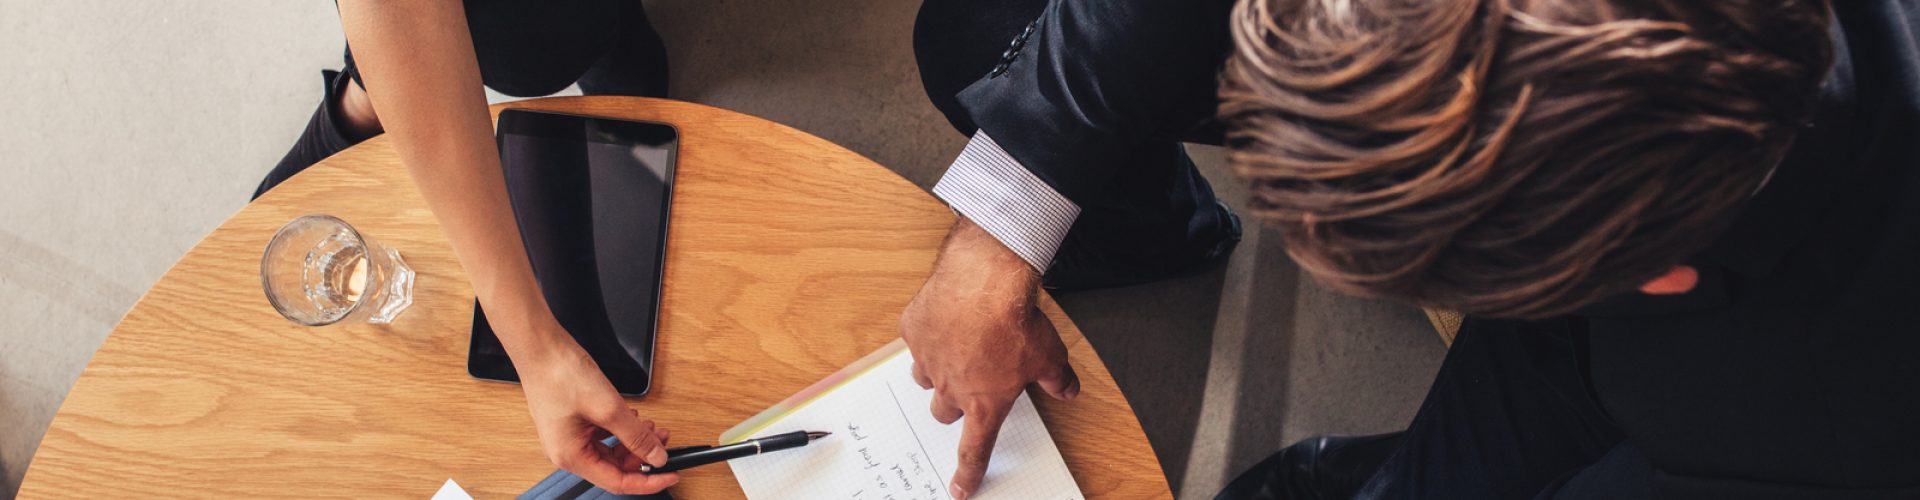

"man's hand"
[900,219,1080,500]
[519,339,680,495]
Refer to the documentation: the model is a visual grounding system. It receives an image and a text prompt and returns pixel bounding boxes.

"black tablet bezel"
[467,109,678,397]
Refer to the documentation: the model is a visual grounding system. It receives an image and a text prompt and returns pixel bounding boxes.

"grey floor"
[0,0,1444,497]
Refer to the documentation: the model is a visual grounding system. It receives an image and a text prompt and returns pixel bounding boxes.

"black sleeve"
[952,0,1235,202]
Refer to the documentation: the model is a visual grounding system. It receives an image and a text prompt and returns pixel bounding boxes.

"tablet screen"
[469,110,677,396]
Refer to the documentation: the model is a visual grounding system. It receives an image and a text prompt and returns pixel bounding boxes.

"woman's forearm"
[337,0,574,362]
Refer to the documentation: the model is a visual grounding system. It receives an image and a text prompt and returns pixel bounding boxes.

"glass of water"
[261,214,415,325]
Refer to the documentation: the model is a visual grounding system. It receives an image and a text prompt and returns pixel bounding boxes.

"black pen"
[639,430,831,473]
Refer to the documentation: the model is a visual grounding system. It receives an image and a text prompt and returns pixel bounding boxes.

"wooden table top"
[19,97,1170,499]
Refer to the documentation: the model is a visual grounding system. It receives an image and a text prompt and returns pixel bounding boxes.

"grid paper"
[728,352,1084,500]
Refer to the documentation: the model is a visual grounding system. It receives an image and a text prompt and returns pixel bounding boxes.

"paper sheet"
[432,479,474,500]
[725,342,1083,500]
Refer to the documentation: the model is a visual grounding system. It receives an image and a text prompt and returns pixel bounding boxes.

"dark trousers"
[912,0,1231,280]
[1355,319,1637,499]
[254,0,665,198]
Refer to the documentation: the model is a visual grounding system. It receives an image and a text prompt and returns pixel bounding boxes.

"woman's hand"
[519,341,680,494]
[333,0,674,494]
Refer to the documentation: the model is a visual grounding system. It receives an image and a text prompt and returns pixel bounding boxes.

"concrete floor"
[0,0,1444,497]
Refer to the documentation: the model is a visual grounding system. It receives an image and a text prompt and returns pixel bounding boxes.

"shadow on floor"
[643,0,960,187]
[0,384,13,497]
[1188,224,1446,496]
[1056,264,1228,492]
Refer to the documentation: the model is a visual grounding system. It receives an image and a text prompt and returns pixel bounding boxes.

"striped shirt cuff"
[931,131,1081,271]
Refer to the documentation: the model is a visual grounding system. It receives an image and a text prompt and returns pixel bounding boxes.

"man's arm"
[930,131,1080,271]
[901,0,1235,498]
[335,1,675,494]
[954,0,1234,202]
[900,218,1077,500]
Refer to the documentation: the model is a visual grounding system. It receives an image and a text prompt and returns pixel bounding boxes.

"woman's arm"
[335,0,677,493]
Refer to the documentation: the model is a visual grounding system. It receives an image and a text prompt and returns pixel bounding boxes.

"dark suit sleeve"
[952,0,1235,203]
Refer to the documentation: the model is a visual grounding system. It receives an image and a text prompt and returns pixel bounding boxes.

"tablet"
[468,109,677,396]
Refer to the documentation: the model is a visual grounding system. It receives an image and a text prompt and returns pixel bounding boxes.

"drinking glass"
[261,214,415,325]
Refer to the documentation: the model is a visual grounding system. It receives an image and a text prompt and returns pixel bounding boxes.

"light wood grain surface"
[18,97,1171,499]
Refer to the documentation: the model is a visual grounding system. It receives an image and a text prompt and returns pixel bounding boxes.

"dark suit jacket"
[1572,4,1920,497]
[952,0,1235,204]
[953,0,1920,497]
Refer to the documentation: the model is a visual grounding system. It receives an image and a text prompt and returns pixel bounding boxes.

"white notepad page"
[727,348,1084,500]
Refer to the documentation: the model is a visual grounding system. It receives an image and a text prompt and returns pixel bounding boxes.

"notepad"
[722,340,1084,500]
[432,479,473,500]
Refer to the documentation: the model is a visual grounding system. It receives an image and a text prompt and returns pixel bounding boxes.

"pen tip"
[807,431,831,440]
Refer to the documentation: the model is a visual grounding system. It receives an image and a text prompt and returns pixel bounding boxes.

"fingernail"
[949,482,968,500]
[648,447,669,466]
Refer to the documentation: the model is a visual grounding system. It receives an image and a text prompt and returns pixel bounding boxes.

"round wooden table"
[19,97,1170,498]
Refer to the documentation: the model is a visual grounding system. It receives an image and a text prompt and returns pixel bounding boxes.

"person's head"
[1219,0,1834,318]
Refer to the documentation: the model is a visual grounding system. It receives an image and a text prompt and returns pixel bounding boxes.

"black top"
[954,0,1920,496]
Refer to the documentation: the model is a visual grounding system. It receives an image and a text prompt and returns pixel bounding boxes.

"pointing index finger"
[948,399,1012,500]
